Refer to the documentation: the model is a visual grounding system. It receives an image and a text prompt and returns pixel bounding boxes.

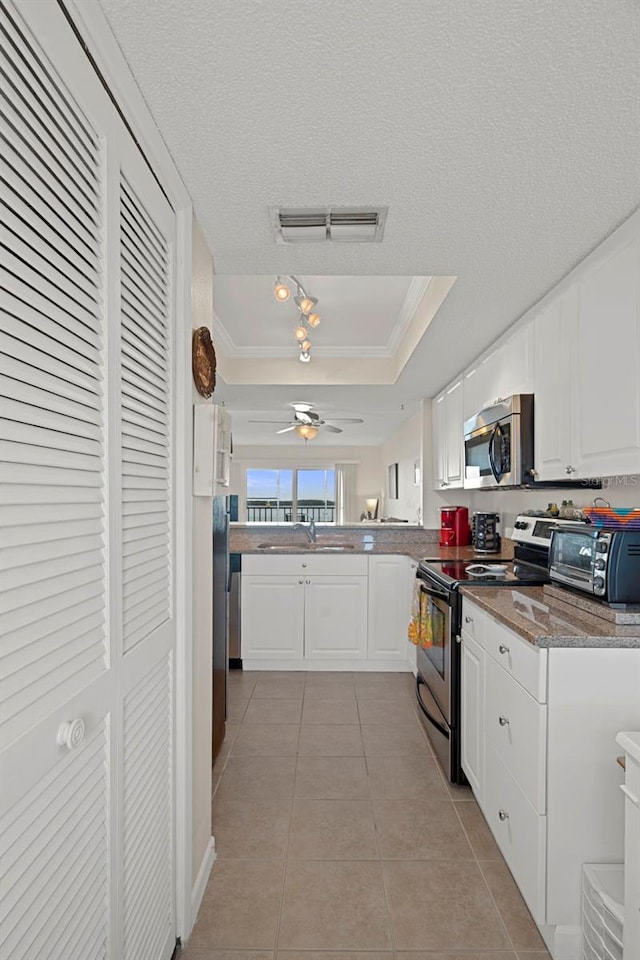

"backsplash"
[426,475,640,533]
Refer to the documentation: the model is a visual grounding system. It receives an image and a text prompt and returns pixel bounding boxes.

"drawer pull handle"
[302,563,307,568]
[498,809,509,821]
[305,579,311,584]
[465,616,473,624]
[498,644,510,655]
[298,579,304,584]
[498,715,510,726]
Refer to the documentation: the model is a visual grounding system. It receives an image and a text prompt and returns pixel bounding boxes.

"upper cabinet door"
[573,229,640,478]
[444,378,464,485]
[533,288,577,482]
[432,393,446,490]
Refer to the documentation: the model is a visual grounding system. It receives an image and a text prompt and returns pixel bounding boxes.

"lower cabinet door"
[304,576,367,660]
[367,555,414,661]
[241,575,304,659]
[485,747,547,926]
[461,632,485,808]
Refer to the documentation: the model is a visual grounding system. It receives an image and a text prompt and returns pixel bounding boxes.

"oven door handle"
[416,675,449,739]
[416,576,451,604]
[488,423,503,484]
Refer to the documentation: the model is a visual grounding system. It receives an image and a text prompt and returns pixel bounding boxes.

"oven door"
[414,578,452,723]
[464,414,519,489]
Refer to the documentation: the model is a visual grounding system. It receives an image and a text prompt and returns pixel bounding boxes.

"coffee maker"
[472,511,501,553]
[439,506,471,547]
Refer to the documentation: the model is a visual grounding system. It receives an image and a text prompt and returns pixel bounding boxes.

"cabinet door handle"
[305,579,310,584]
[498,715,510,726]
[465,615,473,624]
[565,465,576,474]
[302,562,307,568]
[498,644,510,655]
[440,480,449,487]
[298,579,304,585]
[498,809,509,821]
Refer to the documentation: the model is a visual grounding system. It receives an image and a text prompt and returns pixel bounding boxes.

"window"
[246,468,336,523]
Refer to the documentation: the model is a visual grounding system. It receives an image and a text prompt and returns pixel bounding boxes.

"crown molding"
[385,276,432,354]
[212,276,434,360]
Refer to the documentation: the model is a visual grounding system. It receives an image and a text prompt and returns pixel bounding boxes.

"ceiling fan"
[249,402,364,439]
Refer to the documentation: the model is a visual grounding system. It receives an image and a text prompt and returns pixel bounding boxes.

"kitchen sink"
[256,542,355,552]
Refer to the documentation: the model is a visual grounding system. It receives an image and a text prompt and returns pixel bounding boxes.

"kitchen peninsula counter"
[460,584,640,648]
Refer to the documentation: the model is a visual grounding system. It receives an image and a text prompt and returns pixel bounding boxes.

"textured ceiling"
[98,0,640,443]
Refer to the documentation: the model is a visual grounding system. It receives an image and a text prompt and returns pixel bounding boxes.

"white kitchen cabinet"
[432,377,464,490]
[193,403,232,495]
[460,605,485,806]
[460,596,640,958]
[241,575,305,660]
[304,576,368,660]
[464,319,535,421]
[615,732,640,960]
[533,288,577,482]
[367,555,417,662]
[533,215,640,482]
[573,226,640,478]
[241,554,371,669]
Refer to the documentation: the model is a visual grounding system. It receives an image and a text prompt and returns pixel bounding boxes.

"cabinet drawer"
[242,553,368,576]
[485,747,547,926]
[485,616,547,702]
[486,655,547,813]
[461,599,485,646]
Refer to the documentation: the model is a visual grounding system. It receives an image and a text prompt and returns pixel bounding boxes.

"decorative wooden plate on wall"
[192,326,216,398]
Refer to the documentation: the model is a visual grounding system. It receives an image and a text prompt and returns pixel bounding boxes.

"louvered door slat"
[0,350,100,410]
[3,615,104,678]
[2,206,99,301]
[0,88,99,217]
[1,388,102,432]
[1,418,101,457]
[0,501,102,526]
[2,596,103,659]
[122,655,173,959]
[1,139,98,257]
[1,294,102,368]
[0,721,108,960]
[1,147,97,257]
[1,2,98,168]
[2,244,101,328]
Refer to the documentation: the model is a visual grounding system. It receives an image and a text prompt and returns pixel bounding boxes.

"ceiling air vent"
[270,207,388,243]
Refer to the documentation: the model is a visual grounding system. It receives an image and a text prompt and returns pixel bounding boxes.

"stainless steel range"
[414,514,584,782]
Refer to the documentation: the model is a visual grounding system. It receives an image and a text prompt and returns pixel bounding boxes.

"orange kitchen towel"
[408,580,432,647]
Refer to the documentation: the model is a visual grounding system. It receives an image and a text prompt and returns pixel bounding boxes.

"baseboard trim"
[242,659,414,672]
[191,836,215,924]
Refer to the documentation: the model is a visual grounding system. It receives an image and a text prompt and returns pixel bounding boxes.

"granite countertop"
[460,585,640,649]
[229,525,515,563]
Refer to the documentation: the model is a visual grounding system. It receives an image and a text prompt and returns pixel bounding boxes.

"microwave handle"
[488,423,502,483]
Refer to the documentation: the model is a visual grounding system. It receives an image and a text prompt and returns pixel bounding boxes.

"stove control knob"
[594,558,606,571]
[514,521,528,530]
[594,576,605,592]
[596,540,608,553]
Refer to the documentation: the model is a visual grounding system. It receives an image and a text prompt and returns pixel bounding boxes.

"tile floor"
[184,670,551,960]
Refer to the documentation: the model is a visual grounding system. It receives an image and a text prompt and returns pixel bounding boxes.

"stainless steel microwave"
[549,526,640,605]
[463,394,534,489]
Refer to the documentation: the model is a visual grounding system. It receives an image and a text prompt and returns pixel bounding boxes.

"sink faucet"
[293,520,317,543]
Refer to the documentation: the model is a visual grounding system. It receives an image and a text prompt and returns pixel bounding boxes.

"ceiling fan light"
[274,279,290,301]
[307,313,321,327]
[295,424,319,440]
[294,325,307,341]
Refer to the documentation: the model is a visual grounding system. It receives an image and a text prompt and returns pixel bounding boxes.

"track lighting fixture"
[273,275,321,361]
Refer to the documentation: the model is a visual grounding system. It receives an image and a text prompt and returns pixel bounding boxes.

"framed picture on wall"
[387,463,398,500]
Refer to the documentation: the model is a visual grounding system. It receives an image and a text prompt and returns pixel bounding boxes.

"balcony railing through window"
[246,500,335,523]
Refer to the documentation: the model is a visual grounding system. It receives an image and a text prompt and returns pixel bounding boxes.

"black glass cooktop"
[417,558,550,589]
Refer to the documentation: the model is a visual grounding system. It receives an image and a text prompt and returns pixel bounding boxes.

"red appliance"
[439,506,471,547]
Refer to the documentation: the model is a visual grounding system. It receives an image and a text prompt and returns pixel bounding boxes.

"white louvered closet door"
[115,124,176,960]
[0,3,177,959]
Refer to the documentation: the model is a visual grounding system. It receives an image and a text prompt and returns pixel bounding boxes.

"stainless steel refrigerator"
[212,496,229,761]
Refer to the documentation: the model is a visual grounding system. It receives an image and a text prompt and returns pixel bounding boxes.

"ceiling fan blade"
[276,425,296,434]
[322,423,342,434]
[327,418,364,424]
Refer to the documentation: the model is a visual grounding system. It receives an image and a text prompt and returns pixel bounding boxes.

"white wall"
[379,409,423,523]
[191,219,213,884]
[231,444,382,522]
